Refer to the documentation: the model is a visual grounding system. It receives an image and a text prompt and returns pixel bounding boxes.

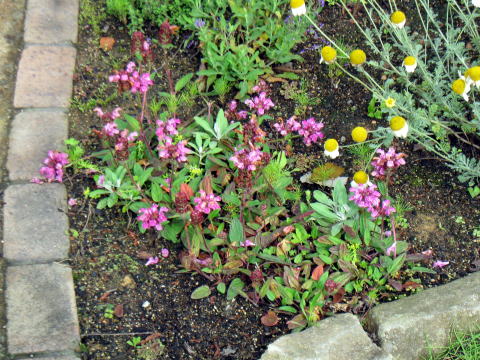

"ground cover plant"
[35,0,480,358]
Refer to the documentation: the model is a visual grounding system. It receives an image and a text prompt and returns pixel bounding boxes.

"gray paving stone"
[261,313,391,360]
[4,183,69,264]
[366,272,480,360]
[7,109,68,181]
[6,263,80,354]
[24,0,79,44]
[14,45,76,108]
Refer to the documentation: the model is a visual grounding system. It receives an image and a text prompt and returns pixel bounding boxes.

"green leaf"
[151,183,162,202]
[410,266,436,274]
[160,220,183,243]
[194,116,216,137]
[277,72,299,80]
[191,285,211,299]
[175,73,194,92]
[388,254,406,275]
[124,114,141,132]
[217,282,226,294]
[229,217,244,244]
[227,278,245,300]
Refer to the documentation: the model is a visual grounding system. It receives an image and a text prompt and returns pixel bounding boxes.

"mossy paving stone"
[69,1,479,359]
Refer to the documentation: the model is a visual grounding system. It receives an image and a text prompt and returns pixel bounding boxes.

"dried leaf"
[343,225,356,238]
[311,265,324,281]
[114,304,124,318]
[287,314,307,330]
[333,288,345,303]
[388,279,403,291]
[140,332,162,346]
[402,281,422,290]
[99,290,114,302]
[311,163,345,183]
[100,37,115,51]
[264,76,288,83]
[180,183,194,199]
[261,310,279,327]
[137,251,154,260]
[200,175,213,194]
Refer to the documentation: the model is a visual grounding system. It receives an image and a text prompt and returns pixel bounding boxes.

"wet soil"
[69,1,479,359]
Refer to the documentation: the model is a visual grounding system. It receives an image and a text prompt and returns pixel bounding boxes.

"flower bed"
[36,0,480,358]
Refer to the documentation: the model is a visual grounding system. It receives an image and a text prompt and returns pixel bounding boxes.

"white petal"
[404,63,417,73]
[473,0,480,7]
[393,20,406,29]
[324,148,340,159]
[392,123,409,138]
[291,4,306,16]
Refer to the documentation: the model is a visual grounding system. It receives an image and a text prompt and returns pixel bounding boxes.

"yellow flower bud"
[353,171,369,185]
[391,11,406,28]
[321,46,337,64]
[390,116,406,131]
[384,97,396,108]
[350,49,366,66]
[452,79,466,95]
[290,0,306,15]
[324,139,338,152]
[351,127,368,143]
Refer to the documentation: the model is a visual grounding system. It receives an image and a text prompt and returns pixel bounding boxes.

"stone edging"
[260,271,480,360]
[4,0,80,359]
[4,2,479,360]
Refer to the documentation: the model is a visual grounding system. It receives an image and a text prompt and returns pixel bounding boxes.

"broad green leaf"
[175,73,194,92]
[229,217,244,244]
[217,282,226,294]
[227,278,245,300]
[191,285,211,299]
[124,114,141,132]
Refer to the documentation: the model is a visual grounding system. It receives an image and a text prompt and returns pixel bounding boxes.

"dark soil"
[69,1,480,359]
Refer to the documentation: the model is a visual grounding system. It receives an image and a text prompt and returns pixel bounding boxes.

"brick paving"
[4,0,80,358]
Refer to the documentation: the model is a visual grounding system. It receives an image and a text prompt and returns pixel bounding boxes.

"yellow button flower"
[350,49,366,66]
[384,97,396,108]
[324,139,340,159]
[351,127,368,143]
[390,116,408,138]
[465,66,480,87]
[351,170,371,188]
[391,11,406,29]
[403,56,417,73]
[452,79,470,102]
[320,46,337,64]
[291,0,306,16]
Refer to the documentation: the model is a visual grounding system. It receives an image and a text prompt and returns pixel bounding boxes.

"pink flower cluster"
[244,92,274,115]
[298,117,325,146]
[371,147,406,179]
[36,151,69,183]
[273,116,325,146]
[251,79,270,94]
[102,122,120,137]
[131,31,153,62]
[94,107,122,121]
[349,183,395,219]
[273,116,301,136]
[230,145,268,171]
[225,100,248,121]
[137,204,169,231]
[109,62,153,94]
[243,117,267,143]
[115,130,138,152]
[156,118,191,163]
[193,190,221,214]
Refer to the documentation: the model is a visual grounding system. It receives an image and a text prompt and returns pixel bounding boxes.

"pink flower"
[161,248,169,258]
[225,100,249,121]
[230,146,265,171]
[109,62,153,94]
[422,249,433,256]
[386,241,397,256]
[244,92,274,115]
[371,147,406,179]
[349,183,381,211]
[194,190,221,214]
[39,151,69,183]
[137,204,169,231]
[240,240,255,247]
[115,130,138,151]
[68,198,78,207]
[94,107,122,120]
[30,177,44,184]
[273,116,302,136]
[251,79,270,94]
[158,137,191,163]
[145,257,159,266]
[130,72,154,93]
[370,199,396,219]
[156,118,181,140]
[97,175,105,188]
[102,122,120,137]
[433,260,449,268]
[297,117,325,146]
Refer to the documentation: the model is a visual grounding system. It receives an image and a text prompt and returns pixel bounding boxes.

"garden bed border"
[3,1,479,359]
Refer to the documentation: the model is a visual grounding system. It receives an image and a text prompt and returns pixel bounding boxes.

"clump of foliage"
[300,0,480,186]
[39,26,439,332]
